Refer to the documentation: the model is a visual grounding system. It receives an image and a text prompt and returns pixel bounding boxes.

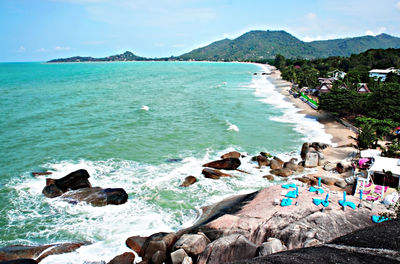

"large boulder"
[221,151,241,159]
[203,158,241,170]
[173,233,210,257]
[42,169,91,198]
[270,168,293,177]
[300,143,309,160]
[0,243,85,262]
[139,232,177,263]
[60,187,128,206]
[107,252,135,264]
[284,162,304,173]
[180,176,197,187]
[304,152,319,168]
[269,160,283,170]
[202,168,231,180]
[256,155,270,168]
[126,236,147,255]
[257,237,287,256]
[197,234,257,264]
[171,249,189,264]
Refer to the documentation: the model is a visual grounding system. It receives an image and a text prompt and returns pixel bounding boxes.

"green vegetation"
[275,48,400,153]
[179,30,400,61]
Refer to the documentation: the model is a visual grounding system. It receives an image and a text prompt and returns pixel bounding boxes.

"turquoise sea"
[0,61,331,263]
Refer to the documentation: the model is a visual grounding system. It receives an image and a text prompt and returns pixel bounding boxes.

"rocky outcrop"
[180,176,197,187]
[186,185,385,253]
[202,168,232,179]
[138,232,177,264]
[221,151,241,159]
[269,168,293,177]
[231,220,400,264]
[269,160,283,170]
[257,238,287,256]
[126,236,147,255]
[42,169,91,198]
[197,234,257,264]
[107,252,135,264]
[256,155,270,168]
[173,233,210,257]
[60,187,128,206]
[0,243,85,263]
[203,158,241,170]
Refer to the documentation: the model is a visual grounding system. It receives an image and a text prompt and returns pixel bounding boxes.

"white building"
[369,68,398,81]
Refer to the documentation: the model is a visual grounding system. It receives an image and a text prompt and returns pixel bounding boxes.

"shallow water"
[0,61,331,263]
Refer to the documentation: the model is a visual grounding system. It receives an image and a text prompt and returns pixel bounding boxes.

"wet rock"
[182,256,193,264]
[273,157,284,166]
[257,238,287,256]
[260,152,272,158]
[202,168,231,180]
[173,233,210,256]
[180,176,197,187]
[197,234,257,264]
[0,243,85,262]
[107,252,135,264]
[42,169,92,198]
[221,151,241,159]
[60,187,128,206]
[256,155,270,168]
[31,172,52,176]
[300,143,309,160]
[126,236,147,255]
[263,175,274,181]
[139,232,177,263]
[203,158,241,170]
[284,162,303,173]
[304,152,319,168]
[270,168,293,177]
[151,250,167,264]
[171,249,189,264]
[270,160,283,170]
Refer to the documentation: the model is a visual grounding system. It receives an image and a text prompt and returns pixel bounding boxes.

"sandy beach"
[265,65,359,181]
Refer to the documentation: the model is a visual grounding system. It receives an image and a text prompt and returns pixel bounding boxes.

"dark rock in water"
[202,168,232,179]
[0,260,37,264]
[256,155,270,168]
[269,159,283,170]
[203,158,241,170]
[180,176,197,187]
[263,175,274,181]
[270,168,293,177]
[284,162,304,173]
[166,158,183,163]
[60,187,128,206]
[42,184,64,198]
[197,234,257,264]
[273,157,284,166]
[107,252,135,264]
[126,236,147,255]
[42,169,92,198]
[221,151,241,159]
[31,172,52,176]
[0,243,85,262]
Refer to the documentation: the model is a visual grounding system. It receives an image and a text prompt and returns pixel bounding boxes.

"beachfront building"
[317,82,332,94]
[369,68,399,81]
[357,83,371,94]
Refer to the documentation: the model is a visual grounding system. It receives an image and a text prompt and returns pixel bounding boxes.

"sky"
[1,0,400,62]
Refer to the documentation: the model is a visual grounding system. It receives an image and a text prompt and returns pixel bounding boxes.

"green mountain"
[179,30,400,61]
[48,51,148,63]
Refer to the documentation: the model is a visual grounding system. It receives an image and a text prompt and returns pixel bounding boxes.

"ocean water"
[0,61,331,263]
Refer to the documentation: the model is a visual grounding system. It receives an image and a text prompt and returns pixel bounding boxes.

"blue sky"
[1,0,400,61]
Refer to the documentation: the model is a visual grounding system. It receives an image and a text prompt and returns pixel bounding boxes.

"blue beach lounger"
[281,198,292,206]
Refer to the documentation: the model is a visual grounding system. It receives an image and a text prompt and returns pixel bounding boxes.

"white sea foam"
[249,64,332,144]
[226,121,239,132]
[141,105,149,111]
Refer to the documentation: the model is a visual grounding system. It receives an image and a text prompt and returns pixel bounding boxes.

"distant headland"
[48,30,400,63]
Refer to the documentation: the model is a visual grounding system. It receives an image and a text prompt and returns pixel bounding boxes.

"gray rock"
[323,162,336,171]
[197,234,257,264]
[335,179,347,189]
[258,238,287,256]
[171,249,189,264]
[304,152,319,168]
[60,187,128,206]
[270,159,283,170]
[173,233,210,256]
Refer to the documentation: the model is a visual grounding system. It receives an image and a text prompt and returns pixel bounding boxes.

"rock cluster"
[41,169,128,206]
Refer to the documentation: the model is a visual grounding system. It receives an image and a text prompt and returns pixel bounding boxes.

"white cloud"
[365,30,374,36]
[397,1,400,9]
[18,46,26,52]
[55,46,71,51]
[36,48,47,52]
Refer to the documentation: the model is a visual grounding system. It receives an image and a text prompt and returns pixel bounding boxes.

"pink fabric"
[359,158,369,167]
[366,196,380,201]
[362,190,371,195]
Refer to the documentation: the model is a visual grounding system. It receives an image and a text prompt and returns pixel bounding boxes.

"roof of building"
[369,156,400,177]
[357,83,371,93]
